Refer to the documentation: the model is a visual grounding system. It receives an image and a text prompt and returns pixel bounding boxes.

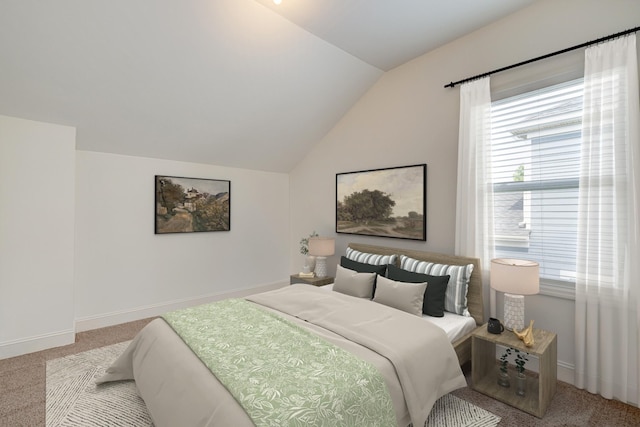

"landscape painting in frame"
[336,164,426,241]
[155,175,230,234]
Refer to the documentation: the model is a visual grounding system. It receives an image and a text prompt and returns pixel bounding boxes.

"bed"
[96,243,484,427]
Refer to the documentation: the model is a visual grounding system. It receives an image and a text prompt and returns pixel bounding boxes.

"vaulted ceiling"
[0,0,534,172]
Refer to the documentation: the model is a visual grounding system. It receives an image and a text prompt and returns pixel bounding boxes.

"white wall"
[75,151,290,330]
[0,115,76,358]
[289,0,640,384]
[0,124,290,358]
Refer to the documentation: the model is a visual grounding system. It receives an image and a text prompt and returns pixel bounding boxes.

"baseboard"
[75,281,288,332]
[0,329,75,360]
[557,360,575,385]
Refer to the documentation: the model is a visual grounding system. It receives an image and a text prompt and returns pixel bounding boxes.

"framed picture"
[155,175,230,234]
[336,164,426,241]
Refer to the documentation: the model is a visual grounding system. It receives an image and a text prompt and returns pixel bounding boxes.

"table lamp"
[490,258,539,331]
[308,237,335,278]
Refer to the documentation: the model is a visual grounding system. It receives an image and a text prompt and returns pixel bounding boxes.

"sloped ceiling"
[254,0,535,71]
[0,0,534,172]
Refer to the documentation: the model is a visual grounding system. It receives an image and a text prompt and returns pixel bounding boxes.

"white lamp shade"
[490,258,539,295]
[308,237,335,257]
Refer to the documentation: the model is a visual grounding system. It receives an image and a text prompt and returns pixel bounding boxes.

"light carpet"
[46,342,500,427]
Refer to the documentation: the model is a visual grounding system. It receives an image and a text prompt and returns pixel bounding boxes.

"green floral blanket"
[162,298,396,427]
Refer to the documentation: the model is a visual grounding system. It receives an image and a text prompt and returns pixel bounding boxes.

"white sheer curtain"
[575,34,640,406]
[455,77,494,317]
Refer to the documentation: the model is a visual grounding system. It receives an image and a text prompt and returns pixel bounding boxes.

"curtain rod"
[444,25,640,88]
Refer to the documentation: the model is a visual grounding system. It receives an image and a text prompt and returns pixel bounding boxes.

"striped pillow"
[346,247,397,266]
[400,255,474,316]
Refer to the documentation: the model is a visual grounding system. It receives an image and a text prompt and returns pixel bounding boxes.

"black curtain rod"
[444,26,640,88]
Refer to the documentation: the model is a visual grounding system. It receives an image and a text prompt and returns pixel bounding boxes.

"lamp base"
[314,256,328,277]
[503,293,525,331]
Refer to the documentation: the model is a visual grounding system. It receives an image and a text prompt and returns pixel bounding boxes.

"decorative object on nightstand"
[298,271,315,279]
[514,319,536,347]
[498,348,511,388]
[514,349,529,397]
[490,258,539,331]
[308,237,335,278]
[299,231,318,273]
[487,317,504,334]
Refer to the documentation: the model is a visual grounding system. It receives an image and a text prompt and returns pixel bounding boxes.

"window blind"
[490,79,583,283]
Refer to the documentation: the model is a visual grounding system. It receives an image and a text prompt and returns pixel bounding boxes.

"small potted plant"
[299,231,318,273]
[498,347,512,387]
[514,349,529,396]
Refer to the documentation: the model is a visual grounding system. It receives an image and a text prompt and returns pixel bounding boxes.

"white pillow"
[332,265,376,298]
[346,247,397,266]
[373,275,427,316]
[400,255,474,316]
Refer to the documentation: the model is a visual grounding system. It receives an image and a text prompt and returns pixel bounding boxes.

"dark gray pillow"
[386,264,449,317]
[340,256,387,275]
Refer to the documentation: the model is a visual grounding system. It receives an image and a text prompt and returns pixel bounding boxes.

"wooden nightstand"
[289,274,334,287]
[471,325,557,418]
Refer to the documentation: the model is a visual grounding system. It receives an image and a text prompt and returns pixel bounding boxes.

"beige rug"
[46,342,500,427]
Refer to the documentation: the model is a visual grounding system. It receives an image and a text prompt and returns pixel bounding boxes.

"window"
[490,79,583,294]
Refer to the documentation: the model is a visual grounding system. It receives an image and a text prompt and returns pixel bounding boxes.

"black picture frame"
[155,175,230,234]
[336,164,426,241]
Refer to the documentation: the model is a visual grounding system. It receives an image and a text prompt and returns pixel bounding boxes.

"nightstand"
[471,325,557,418]
[289,274,334,287]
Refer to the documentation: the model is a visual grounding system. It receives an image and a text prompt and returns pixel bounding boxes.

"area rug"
[46,342,500,427]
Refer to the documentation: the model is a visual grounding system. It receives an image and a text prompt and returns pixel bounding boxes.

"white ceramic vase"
[304,255,316,273]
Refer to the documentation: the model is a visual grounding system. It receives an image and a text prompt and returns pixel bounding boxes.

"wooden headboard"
[348,243,484,326]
